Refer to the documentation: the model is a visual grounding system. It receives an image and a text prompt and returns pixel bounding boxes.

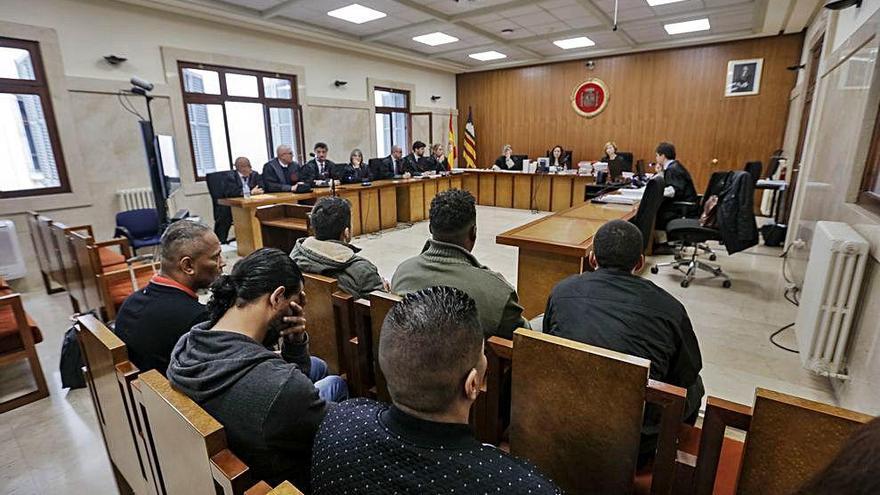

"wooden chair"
[26,212,63,295]
[680,388,874,495]
[301,274,349,376]
[75,314,150,494]
[133,369,265,495]
[508,329,686,495]
[0,281,49,413]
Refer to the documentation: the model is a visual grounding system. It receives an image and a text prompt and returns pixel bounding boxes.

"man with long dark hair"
[167,248,347,489]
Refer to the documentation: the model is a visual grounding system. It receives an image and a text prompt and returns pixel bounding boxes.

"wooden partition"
[367,291,402,403]
[302,274,345,375]
[457,34,804,190]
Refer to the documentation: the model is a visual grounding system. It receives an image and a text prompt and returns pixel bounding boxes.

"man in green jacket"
[290,196,388,299]
[392,189,529,339]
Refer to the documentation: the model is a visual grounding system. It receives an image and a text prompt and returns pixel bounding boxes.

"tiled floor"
[0,206,834,494]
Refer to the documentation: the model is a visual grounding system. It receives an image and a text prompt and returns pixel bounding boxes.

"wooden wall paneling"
[423,179,438,216]
[461,173,478,200]
[456,35,803,191]
[436,176,450,195]
[360,188,381,233]
[478,173,496,206]
[495,174,514,208]
[378,186,398,230]
[572,176,593,206]
[513,175,533,209]
[450,175,463,190]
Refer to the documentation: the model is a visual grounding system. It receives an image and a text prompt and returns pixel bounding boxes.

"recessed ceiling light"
[664,18,710,35]
[327,3,386,24]
[412,32,460,46]
[553,36,596,50]
[647,0,687,6]
[469,50,507,61]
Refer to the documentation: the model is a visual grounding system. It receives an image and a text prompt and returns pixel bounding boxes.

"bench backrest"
[302,273,344,374]
[75,314,149,494]
[134,369,256,495]
[26,212,52,279]
[70,231,103,314]
[368,290,402,402]
[510,329,651,495]
[50,222,87,312]
[737,389,871,494]
[37,215,67,287]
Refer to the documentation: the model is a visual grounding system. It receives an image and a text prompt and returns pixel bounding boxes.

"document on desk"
[598,195,637,205]
[617,187,646,199]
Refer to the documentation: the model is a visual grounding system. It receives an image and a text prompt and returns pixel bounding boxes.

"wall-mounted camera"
[431,95,442,102]
[334,80,348,87]
[585,60,596,70]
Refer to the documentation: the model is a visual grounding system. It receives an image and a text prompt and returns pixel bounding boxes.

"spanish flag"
[447,113,457,170]
[463,107,477,169]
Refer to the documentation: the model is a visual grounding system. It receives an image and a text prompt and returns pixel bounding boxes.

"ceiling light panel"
[469,50,507,61]
[327,4,387,24]
[553,36,596,50]
[664,18,711,35]
[412,32,460,46]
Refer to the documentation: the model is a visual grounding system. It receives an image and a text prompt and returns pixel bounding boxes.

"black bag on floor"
[760,223,787,247]
[59,313,97,390]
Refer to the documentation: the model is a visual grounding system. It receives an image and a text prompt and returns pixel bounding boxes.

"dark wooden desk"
[496,201,639,318]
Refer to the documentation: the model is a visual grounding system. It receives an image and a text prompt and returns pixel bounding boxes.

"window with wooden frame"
[374,87,410,157]
[178,62,304,179]
[0,37,70,198]
[859,100,880,214]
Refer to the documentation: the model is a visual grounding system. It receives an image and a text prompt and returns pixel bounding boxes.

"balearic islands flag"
[463,107,476,169]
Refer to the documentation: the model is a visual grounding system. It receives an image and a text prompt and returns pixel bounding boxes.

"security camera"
[585,60,595,70]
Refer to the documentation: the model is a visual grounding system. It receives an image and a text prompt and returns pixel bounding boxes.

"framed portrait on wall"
[725,58,763,96]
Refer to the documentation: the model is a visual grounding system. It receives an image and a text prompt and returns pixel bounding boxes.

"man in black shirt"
[544,220,704,465]
[402,140,427,175]
[312,286,561,494]
[114,221,224,374]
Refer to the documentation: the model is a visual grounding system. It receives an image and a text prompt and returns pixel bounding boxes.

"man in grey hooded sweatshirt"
[167,248,348,490]
[289,195,388,299]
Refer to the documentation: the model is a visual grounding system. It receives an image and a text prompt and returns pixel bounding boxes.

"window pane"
[182,68,220,94]
[264,77,292,99]
[226,73,258,98]
[269,107,296,169]
[375,89,407,108]
[186,103,229,176]
[375,113,391,157]
[392,111,408,150]
[0,93,61,192]
[0,47,35,80]
[225,102,269,168]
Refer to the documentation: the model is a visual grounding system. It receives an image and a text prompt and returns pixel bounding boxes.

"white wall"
[0,0,457,291]
[832,0,880,51]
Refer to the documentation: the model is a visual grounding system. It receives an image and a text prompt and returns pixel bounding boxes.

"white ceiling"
[127,0,824,72]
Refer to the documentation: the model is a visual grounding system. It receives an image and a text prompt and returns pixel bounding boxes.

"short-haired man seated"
[168,248,348,489]
[114,221,224,375]
[392,189,529,339]
[289,196,387,299]
[311,286,561,494]
[543,219,704,466]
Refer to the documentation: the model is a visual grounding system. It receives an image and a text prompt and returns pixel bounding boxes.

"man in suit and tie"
[402,141,427,175]
[373,145,406,180]
[300,142,335,184]
[263,144,299,192]
[211,157,264,243]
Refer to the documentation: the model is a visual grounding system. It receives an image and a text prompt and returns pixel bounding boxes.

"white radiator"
[0,220,26,280]
[794,221,869,379]
[117,187,155,211]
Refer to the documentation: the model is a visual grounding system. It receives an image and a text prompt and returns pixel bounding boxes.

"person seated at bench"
[311,286,561,494]
[168,248,348,489]
[543,219,704,466]
[114,221,223,375]
[289,196,387,299]
[795,416,880,495]
[392,189,529,339]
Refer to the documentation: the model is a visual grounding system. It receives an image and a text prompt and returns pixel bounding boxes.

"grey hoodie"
[289,237,385,299]
[167,322,327,489]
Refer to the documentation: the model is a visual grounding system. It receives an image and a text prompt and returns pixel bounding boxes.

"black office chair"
[651,171,736,288]
[205,172,233,244]
[367,158,384,180]
[618,151,634,172]
[629,175,665,252]
[744,161,762,184]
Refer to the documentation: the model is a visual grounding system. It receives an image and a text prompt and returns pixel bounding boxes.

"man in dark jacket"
[655,141,699,230]
[222,157,264,198]
[114,221,224,374]
[262,144,299,192]
[402,141,427,175]
[289,196,387,299]
[311,286,561,495]
[392,189,529,339]
[299,142,335,184]
[373,145,405,180]
[544,220,704,465]
[167,248,347,490]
